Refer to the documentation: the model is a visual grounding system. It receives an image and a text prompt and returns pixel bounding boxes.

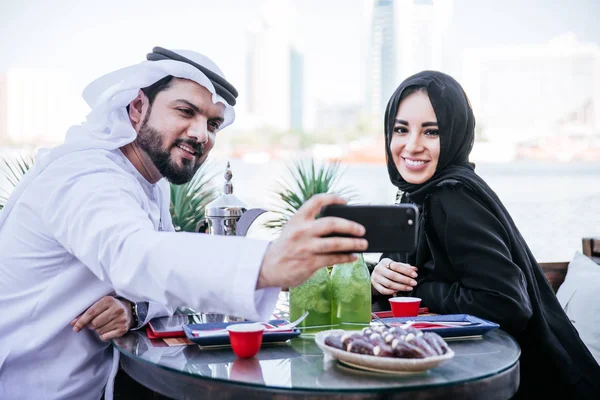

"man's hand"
[71,296,134,341]
[257,193,368,289]
[371,258,418,295]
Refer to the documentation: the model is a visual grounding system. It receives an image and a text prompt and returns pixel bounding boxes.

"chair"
[539,237,600,293]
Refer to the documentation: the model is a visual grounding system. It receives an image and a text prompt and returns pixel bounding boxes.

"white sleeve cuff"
[253,287,281,321]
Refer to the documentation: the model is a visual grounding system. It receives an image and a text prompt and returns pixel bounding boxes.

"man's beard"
[136,118,205,185]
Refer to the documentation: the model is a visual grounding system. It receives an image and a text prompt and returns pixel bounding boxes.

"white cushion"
[556,251,600,364]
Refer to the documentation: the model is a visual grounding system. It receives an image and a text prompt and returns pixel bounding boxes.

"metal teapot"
[202,161,267,236]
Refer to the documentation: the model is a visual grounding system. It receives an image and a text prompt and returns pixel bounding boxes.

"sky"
[1,0,599,128]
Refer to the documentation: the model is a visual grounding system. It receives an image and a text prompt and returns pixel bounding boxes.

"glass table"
[113,328,520,399]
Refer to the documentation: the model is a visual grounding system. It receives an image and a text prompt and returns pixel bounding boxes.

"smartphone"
[147,314,189,337]
[318,204,418,253]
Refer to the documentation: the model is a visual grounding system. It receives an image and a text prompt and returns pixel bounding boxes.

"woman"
[370,70,600,399]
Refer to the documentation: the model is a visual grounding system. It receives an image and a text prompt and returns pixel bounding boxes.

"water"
[288,268,332,335]
[330,255,372,330]
[1,147,598,263]
[224,159,600,263]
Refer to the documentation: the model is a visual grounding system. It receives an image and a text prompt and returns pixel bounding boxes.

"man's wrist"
[116,297,147,329]
[116,298,137,329]
[256,269,267,289]
[257,242,274,289]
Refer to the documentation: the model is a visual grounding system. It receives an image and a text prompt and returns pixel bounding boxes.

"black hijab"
[382,71,600,396]
[384,70,477,204]
[382,70,542,306]
[383,71,528,254]
[383,70,527,261]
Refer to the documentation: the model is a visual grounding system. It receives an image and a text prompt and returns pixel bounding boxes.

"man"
[0,47,367,400]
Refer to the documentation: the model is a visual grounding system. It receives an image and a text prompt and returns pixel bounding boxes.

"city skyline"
[1,0,599,149]
[245,0,305,132]
[463,33,600,144]
[365,0,453,121]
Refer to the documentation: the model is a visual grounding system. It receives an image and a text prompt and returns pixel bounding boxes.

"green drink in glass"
[289,267,332,335]
[330,253,372,331]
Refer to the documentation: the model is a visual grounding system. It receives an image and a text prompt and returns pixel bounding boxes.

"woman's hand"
[71,296,134,341]
[371,258,418,295]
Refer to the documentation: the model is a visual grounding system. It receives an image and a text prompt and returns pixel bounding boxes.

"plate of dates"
[315,325,454,374]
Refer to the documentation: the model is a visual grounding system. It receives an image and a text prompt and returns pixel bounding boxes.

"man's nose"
[187,120,209,144]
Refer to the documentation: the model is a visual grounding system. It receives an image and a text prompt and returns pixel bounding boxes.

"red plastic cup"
[227,323,265,358]
[389,297,422,317]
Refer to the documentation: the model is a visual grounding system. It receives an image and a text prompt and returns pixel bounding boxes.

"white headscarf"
[0,48,236,227]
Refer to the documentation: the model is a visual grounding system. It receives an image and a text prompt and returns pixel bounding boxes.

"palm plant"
[169,162,218,232]
[264,158,357,232]
[0,153,36,209]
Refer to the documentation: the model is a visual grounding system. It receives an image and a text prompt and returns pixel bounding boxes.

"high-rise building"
[463,33,600,145]
[364,0,453,121]
[245,0,304,132]
[289,46,304,132]
[0,74,8,144]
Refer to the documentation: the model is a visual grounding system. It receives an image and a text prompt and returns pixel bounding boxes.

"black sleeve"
[414,187,532,333]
